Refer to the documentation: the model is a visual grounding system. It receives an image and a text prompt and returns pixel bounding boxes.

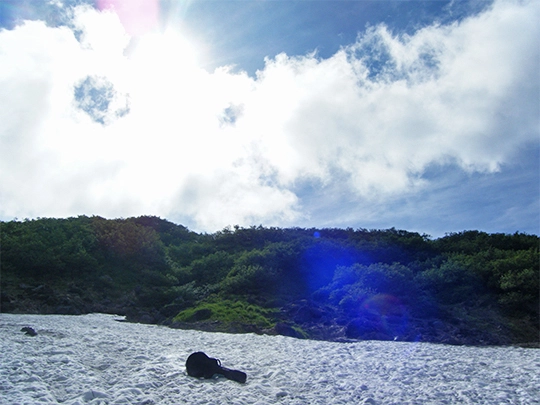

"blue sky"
[0,0,538,237]
[171,0,489,75]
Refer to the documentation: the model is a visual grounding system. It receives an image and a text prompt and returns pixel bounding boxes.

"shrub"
[173,299,277,328]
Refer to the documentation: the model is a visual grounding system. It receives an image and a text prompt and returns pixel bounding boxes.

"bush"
[173,299,277,328]
[188,251,234,286]
[221,265,277,295]
[417,259,483,304]
[170,282,209,308]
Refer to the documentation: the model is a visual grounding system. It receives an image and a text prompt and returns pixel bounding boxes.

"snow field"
[1,313,539,404]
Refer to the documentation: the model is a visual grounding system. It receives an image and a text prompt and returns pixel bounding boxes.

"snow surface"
[1,313,539,405]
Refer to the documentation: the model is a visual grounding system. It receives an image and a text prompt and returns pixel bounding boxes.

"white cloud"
[0,0,538,231]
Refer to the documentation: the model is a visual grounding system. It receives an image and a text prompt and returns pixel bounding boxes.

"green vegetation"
[173,299,277,329]
[1,216,538,344]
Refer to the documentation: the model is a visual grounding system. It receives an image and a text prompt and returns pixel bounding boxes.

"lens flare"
[302,241,358,293]
[360,294,409,339]
[96,0,160,36]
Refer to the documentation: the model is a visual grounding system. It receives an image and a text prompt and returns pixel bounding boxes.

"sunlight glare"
[96,0,160,37]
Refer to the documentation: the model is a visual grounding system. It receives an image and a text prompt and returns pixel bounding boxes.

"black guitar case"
[186,352,247,383]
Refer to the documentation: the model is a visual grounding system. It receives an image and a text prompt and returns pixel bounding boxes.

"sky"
[0,0,538,237]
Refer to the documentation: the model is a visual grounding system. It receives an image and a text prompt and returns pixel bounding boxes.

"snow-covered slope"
[1,313,539,404]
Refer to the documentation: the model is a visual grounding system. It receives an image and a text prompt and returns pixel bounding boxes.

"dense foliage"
[1,216,538,344]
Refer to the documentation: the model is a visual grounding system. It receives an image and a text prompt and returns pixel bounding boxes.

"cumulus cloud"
[0,0,538,231]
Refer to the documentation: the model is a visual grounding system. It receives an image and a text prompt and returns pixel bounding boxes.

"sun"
[129,29,201,72]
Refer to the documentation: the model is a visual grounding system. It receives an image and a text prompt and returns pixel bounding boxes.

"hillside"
[1,216,538,345]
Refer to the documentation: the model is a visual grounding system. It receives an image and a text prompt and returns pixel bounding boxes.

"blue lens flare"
[301,238,367,293]
[361,294,409,338]
[343,294,410,341]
